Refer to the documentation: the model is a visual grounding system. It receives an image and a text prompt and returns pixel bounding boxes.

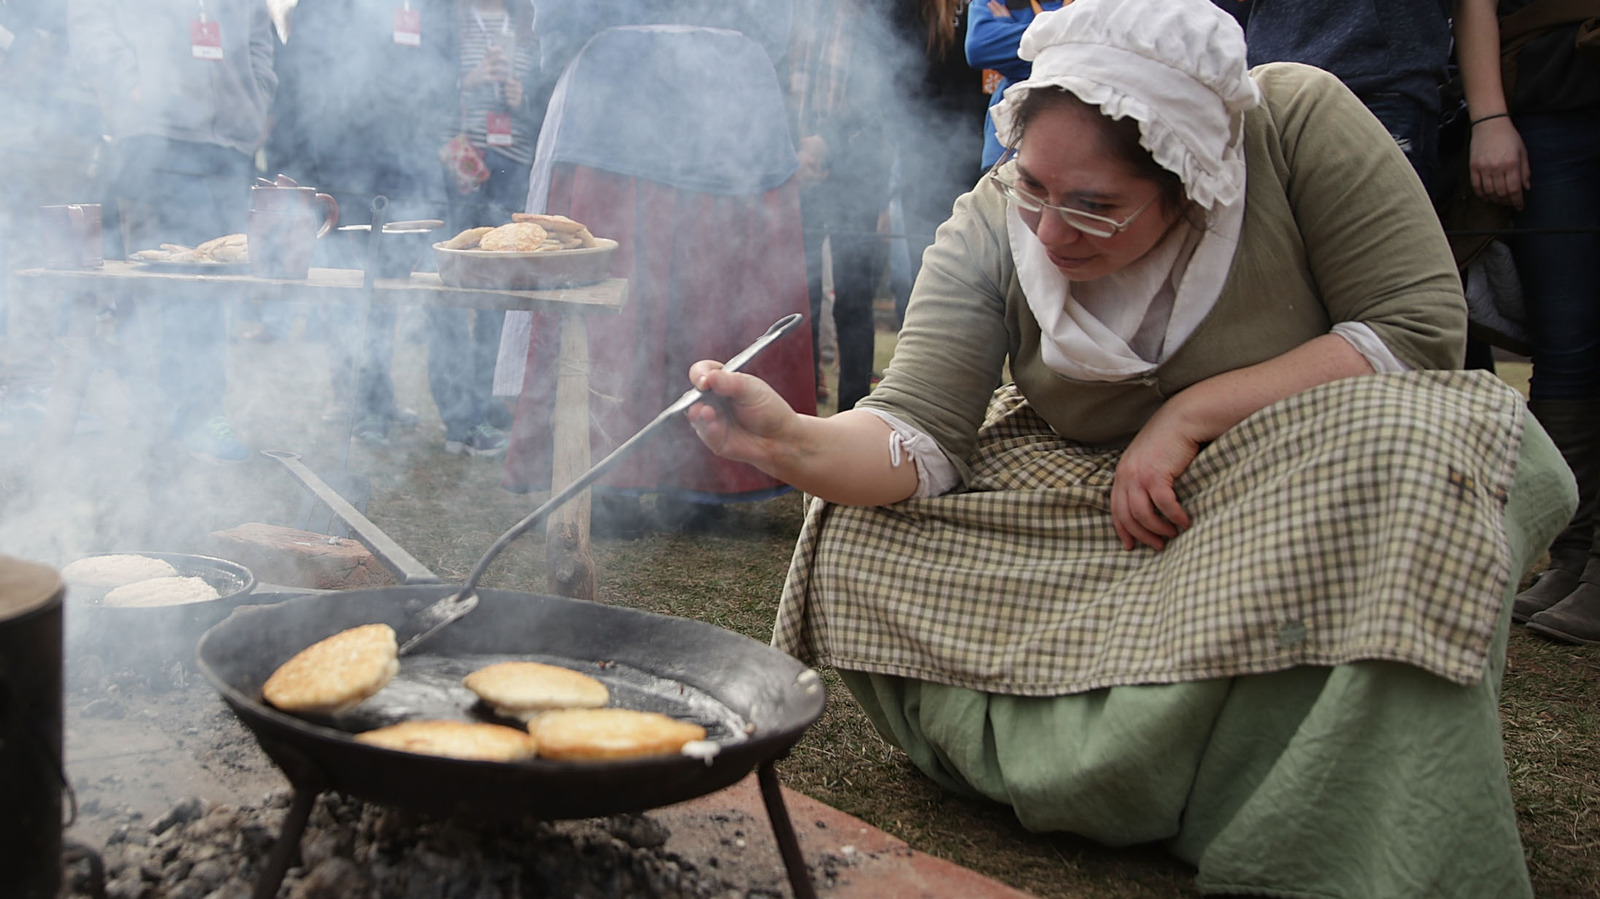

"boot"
[1513,549,1587,622]
[1526,543,1600,645]
[1513,400,1600,622]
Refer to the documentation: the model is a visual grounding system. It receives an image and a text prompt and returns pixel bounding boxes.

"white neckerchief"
[1009,192,1245,381]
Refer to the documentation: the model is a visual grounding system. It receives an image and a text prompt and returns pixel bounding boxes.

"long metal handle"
[261,450,442,585]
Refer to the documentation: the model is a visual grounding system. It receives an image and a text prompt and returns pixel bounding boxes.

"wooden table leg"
[38,291,97,450]
[546,309,596,600]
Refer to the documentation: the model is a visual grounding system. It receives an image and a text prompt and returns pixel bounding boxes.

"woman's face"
[1011,103,1180,282]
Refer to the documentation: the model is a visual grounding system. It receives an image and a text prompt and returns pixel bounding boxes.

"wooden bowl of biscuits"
[434,214,617,290]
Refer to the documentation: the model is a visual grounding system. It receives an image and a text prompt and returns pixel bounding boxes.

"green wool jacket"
[859,63,1467,481]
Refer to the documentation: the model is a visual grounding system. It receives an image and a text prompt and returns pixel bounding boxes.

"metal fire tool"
[398,312,805,656]
[261,450,443,586]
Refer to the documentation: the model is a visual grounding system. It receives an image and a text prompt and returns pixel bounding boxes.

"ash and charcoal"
[60,646,850,898]
[62,792,789,899]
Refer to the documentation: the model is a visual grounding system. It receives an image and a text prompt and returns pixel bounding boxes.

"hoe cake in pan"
[462,660,610,722]
[263,623,399,715]
[532,708,707,761]
[356,720,538,761]
[60,554,179,588]
[102,575,220,607]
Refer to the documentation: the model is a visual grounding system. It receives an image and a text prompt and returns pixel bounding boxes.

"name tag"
[393,8,421,46]
[486,112,512,147]
[191,20,223,60]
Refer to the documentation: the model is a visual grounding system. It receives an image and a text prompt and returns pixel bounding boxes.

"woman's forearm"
[756,409,921,506]
[1157,334,1374,444]
[1454,0,1508,119]
[689,364,923,506]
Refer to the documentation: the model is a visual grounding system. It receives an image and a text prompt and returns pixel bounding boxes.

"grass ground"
[4,313,1594,898]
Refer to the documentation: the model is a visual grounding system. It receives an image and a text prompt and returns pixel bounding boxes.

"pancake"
[262,623,399,715]
[440,226,494,250]
[531,708,707,761]
[478,222,548,252]
[462,661,609,721]
[102,575,220,608]
[355,720,538,761]
[61,554,178,588]
[511,213,600,248]
[510,213,584,234]
[196,232,248,262]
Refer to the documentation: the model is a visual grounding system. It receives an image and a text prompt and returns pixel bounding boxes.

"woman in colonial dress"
[683,0,1577,895]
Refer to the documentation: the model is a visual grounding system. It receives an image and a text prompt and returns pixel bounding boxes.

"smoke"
[0,0,989,848]
[0,0,986,575]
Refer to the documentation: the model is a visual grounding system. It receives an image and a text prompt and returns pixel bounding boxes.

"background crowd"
[0,2,1594,895]
[0,0,1594,561]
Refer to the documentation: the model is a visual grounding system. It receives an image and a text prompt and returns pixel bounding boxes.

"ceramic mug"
[247,185,339,279]
[37,204,103,270]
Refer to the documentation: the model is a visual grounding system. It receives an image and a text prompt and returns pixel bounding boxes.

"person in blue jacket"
[967,0,1065,170]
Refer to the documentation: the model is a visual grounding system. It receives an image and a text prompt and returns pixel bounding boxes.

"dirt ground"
[3,312,1597,898]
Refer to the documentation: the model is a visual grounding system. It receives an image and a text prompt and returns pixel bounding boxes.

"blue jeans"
[1508,110,1600,402]
[114,137,250,431]
[424,149,527,437]
[1358,91,1440,198]
[425,307,505,440]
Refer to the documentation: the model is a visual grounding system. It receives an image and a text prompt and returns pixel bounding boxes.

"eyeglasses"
[986,149,1160,239]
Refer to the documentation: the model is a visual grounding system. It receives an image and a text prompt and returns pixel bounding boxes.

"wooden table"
[11,262,627,600]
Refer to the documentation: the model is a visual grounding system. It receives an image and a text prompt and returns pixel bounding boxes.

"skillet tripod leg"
[253,785,319,899]
[757,759,818,899]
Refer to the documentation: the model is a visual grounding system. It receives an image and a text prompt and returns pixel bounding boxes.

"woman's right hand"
[685,361,798,471]
[1468,117,1531,210]
[464,48,511,89]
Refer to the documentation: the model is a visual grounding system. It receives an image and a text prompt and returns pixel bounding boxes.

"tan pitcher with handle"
[247,175,339,279]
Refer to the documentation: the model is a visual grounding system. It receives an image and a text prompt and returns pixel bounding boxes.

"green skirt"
[839,418,1575,898]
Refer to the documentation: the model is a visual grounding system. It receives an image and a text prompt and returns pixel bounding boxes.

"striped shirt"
[455,7,538,165]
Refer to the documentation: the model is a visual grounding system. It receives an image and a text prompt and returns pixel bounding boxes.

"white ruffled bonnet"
[989,0,1260,212]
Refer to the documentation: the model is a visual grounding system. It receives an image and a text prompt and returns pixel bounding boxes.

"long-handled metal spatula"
[398,312,805,655]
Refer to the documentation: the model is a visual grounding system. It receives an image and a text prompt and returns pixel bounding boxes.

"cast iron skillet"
[196,586,825,821]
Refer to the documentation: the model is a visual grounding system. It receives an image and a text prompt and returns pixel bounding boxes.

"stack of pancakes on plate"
[438,214,599,252]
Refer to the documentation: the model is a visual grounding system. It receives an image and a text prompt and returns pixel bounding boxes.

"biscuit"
[262,623,399,715]
[61,554,178,587]
[196,233,247,253]
[531,708,707,761]
[511,213,585,234]
[207,243,249,263]
[355,720,538,761]
[463,661,609,721]
[103,575,220,608]
[478,222,549,252]
[510,214,599,248]
[197,231,246,249]
[197,233,249,263]
[441,226,495,250]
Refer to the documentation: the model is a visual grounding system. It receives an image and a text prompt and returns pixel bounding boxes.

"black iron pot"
[0,555,66,899]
